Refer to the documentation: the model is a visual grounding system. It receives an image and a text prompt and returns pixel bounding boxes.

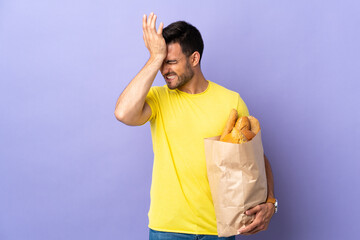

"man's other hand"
[143,12,167,60]
[238,203,275,235]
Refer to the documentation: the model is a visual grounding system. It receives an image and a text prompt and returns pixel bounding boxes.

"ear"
[190,51,201,67]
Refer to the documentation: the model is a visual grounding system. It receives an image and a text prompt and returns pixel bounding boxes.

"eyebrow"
[165,57,183,64]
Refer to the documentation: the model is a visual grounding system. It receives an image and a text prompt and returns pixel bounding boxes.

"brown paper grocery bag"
[204,130,267,237]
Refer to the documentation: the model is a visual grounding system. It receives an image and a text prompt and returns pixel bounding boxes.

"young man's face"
[160,42,194,90]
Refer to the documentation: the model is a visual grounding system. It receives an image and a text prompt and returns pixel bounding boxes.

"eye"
[166,60,177,64]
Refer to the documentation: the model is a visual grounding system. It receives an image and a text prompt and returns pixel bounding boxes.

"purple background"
[1,0,359,239]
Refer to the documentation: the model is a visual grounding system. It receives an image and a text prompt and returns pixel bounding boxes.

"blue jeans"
[149,229,236,240]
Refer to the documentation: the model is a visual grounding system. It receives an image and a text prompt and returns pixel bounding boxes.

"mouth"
[165,73,177,82]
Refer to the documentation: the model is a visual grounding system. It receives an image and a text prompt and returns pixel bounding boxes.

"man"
[115,13,276,240]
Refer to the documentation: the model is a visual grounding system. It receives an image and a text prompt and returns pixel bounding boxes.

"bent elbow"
[114,108,126,122]
[114,104,148,126]
[114,109,139,126]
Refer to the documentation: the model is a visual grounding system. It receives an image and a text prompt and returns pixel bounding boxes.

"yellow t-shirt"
[145,80,249,235]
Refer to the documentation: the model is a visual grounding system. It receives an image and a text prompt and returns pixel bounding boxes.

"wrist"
[266,197,278,213]
[149,54,165,63]
[146,55,165,71]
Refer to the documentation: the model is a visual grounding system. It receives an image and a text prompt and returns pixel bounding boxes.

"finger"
[151,14,157,30]
[143,15,149,43]
[142,14,147,30]
[238,217,261,235]
[147,12,153,27]
[246,205,261,215]
[157,22,164,35]
[238,222,256,234]
[241,225,262,235]
[245,222,268,235]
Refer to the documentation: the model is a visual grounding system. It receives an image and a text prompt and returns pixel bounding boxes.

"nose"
[161,63,171,75]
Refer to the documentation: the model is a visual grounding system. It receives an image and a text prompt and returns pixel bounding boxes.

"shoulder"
[149,85,165,93]
[209,81,241,98]
[148,85,170,98]
[150,85,173,94]
[209,81,249,115]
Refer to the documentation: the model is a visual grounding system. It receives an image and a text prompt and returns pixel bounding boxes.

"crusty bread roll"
[238,130,248,144]
[222,128,247,143]
[241,129,256,141]
[248,116,261,134]
[219,109,261,144]
[222,134,237,144]
[220,109,238,141]
[235,116,250,131]
[221,133,235,143]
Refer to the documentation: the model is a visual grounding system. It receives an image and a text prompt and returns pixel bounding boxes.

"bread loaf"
[248,116,261,134]
[220,109,261,144]
[235,116,250,131]
[221,128,248,144]
[220,109,238,141]
[241,129,256,141]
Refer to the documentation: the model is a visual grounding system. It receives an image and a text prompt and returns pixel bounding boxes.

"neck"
[178,68,208,94]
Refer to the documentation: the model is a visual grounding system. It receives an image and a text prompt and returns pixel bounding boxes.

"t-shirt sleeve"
[236,94,250,117]
[145,87,159,123]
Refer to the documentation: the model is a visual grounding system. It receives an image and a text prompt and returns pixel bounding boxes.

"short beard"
[167,60,194,90]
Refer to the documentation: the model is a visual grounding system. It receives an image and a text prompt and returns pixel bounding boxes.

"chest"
[158,97,230,139]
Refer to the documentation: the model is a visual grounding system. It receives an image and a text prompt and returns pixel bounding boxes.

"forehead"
[166,42,185,60]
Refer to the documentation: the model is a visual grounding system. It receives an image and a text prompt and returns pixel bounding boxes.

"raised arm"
[114,13,166,126]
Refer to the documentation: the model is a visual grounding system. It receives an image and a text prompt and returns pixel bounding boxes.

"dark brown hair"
[162,21,204,62]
